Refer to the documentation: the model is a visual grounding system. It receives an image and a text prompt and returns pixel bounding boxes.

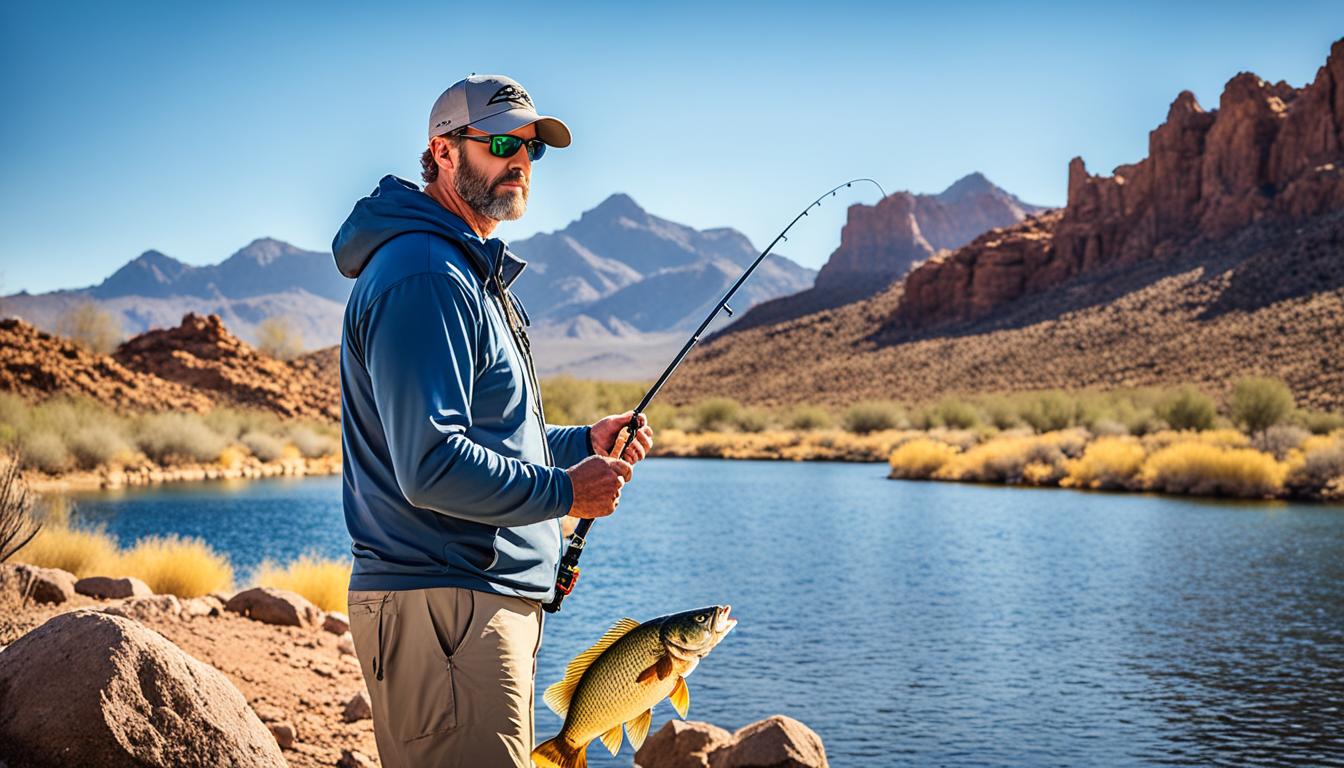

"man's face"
[451,123,536,222]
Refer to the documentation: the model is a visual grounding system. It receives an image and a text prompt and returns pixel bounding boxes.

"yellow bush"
[218,444,247,470]
[935,435,1064,483]
[253,553,351,612]
[1063,437,1147,490]
[1140,442,1287,498]
[119,535,234,597]
[888,438,959,479]
[14,522,120,577]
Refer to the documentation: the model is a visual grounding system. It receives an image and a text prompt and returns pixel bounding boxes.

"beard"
[454,149,529,221]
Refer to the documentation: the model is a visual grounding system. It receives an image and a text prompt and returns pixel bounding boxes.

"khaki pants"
[347,587,544,768]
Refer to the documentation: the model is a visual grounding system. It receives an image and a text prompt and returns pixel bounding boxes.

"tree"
[255,316,304,361]
[1230,377,1295,435]
[56,300,124,355]
[1157,386,1216,431]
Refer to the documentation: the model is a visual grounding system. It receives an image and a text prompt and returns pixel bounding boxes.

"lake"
[67,459,1344,766]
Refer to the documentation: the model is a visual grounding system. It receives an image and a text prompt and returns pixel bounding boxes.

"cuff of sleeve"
[583,426,596,457]
[554,465,576,519]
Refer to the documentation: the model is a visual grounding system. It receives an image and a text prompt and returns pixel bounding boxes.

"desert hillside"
[664,39,1344,411]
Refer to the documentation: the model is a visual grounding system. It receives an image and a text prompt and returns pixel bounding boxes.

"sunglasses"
[461,133,546,162]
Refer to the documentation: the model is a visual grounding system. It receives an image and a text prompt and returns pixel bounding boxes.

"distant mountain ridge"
[714,172,1047,337]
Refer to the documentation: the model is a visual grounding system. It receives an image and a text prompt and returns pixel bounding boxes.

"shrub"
[937,436,1051,483]
[1253,425,1310,460]
[888,438,958,479]
[14,500,120,577]
[135,413,228,465]
[1287,438,1344,493]
[253,553,351,612]
[1296,409,1344,435]
[977,395,1021,430]
[286,424,338,458]
[19,431,71,474]
[241,430,286,462]
[1139,442,1287,498]
[1063,437,1147,490]
[56,300,124,355]
[931,397,981,429]
[842,401,904,434]
[540,376,599,426]
[255,316,304,360]
[785,406,833,431]
[65,425,132,470]
[1230,377,1295,435]
[734,407,770,433]
[692,398,741,432]
[1019,391,1076,432]
[119,534,233,597]
[1156,387,1217,431]
[1090,419,1130,437]
[0,453,39,563]
[205,407,283,441]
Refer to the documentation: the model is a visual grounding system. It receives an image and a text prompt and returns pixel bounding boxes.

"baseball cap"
[428,75,571,148]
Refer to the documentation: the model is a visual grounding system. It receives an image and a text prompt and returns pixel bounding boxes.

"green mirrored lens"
[490,135,523,157]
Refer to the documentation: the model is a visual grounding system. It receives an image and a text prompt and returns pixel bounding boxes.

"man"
[331,74,654,767]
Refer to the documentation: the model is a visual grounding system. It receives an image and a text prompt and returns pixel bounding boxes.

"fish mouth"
[714,604,737,635]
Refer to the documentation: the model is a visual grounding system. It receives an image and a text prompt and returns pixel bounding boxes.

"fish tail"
[531,737,586,768]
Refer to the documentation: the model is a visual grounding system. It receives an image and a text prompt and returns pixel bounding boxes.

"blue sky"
[1,1,1340,294]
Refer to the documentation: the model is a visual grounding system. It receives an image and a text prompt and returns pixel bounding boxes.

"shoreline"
[25,455,341,495]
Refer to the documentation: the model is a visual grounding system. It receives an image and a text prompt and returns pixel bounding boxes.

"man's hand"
[565,455,633,519]
[590,411,654,464]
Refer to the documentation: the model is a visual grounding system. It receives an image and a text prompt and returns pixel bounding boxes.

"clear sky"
[1,1,1340,294]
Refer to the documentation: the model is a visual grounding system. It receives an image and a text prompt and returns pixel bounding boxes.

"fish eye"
[695,614,707,623]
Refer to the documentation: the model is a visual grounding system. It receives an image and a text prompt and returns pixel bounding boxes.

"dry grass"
[253,553,351,612]
[887,438,959,479]
[1139,442,1288,498]
[1062,437,1148,490]
[118,535,234,597]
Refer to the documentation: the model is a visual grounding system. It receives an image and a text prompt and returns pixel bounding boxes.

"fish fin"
[544,618,641,718]
[625,708,654,751]
[531,737,586,768]
[669,676,690,719]
[636,652,675,683]
[599,722,624,756]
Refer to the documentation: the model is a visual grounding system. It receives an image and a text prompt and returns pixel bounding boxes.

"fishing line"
[544,178,888,613]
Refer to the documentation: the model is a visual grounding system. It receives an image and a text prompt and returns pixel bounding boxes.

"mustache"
[492,169,528,192]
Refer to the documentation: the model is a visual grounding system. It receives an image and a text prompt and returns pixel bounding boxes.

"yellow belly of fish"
[561,643,683,747]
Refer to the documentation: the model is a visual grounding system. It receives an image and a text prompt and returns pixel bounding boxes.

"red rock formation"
[892,38,1344,330]
[113,313,339,421]
[0,318,212,412]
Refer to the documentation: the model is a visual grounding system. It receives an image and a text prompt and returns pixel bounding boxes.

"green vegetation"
[56,301,124,355]
[255,316,305,360]
[0,394,338,475]
[1231,376,1295,435]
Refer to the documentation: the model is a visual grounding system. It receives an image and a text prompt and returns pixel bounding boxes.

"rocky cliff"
[892,39,1344,331]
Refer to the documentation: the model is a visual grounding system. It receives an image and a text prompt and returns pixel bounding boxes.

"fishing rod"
[543,178,888,613]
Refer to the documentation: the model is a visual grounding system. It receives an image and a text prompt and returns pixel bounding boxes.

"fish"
[531,604,737,768]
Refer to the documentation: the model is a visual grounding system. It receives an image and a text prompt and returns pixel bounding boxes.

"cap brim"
[471,108,571,148]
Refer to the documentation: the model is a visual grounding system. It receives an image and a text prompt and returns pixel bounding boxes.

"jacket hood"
[333,174,527,284]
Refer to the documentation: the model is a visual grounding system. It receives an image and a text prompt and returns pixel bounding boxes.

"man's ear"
[431,136,455,173]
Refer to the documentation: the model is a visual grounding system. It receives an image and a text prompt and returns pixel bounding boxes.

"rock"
[336,631,356,656]
[226,586,322,628]
[339,749,377,768]
[342,690,372,723]
[635,720,734,768]
[104,594,182,622]
[267,721,297,750]
[182,594,224,619]
[251,703,287,723]
[75,575,153,600]
[889,39,1344,332]
[713,715,828,768]
[323,610,350,635]
[0,609,285,767]
[0,563,77,604]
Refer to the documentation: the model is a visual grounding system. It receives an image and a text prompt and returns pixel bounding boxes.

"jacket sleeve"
[362,272,574,526]
[546,424,594,467]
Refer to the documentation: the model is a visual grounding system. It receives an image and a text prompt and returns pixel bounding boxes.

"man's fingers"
[608,457,634,482]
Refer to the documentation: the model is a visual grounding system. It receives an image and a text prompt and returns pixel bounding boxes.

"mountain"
[662,38,1344,411]
[3,238,347,350]
[510,193,816,333]
[713,173,1047,337]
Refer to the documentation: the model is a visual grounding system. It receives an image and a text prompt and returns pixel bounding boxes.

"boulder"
[1,564,76,605]
[103,594,183,623]
[323,610,350,635]
[339,749,377,768]
[182,594,224,619]
[635,720,734,768]
[342,690,372,723]
[75,575,153,600]
[336,632,356,656]
[714,715,828,768]
[0,609,286,767]
[266,721,296,750]
[226,586,321,628]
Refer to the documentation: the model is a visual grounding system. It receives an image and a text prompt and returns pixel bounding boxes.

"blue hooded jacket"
[333,174,592,600]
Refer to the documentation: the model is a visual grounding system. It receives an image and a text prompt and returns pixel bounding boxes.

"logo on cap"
[487,84,534,109]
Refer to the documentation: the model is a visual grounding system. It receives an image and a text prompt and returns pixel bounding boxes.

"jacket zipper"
[488,265,554,468]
